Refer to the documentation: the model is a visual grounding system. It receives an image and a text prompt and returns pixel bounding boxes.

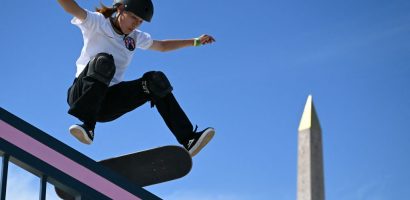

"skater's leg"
[141,71,215,156]
[140,71,193,143]
[67,53,115,144]
[94,70,215,156]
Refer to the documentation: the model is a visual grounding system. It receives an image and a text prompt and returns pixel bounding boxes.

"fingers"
[199,34,216,45]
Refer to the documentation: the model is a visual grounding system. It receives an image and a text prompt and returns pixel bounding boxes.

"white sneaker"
[69,124,94,145]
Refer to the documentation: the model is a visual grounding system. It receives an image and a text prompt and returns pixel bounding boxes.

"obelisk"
[297,95,325,200]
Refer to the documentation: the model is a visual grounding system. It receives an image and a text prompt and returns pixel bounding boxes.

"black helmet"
[113,0,154,22]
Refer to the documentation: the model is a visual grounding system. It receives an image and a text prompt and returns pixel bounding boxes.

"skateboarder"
[57,0,215,156]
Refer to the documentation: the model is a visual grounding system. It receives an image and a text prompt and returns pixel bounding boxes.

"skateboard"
[55,145,192,199]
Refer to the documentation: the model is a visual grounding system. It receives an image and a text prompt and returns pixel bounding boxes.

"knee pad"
[87,53,116,85]
[142,71,173,99]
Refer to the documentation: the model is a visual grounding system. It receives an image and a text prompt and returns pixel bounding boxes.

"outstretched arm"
[57,0,87,20]
[150,34,215,52]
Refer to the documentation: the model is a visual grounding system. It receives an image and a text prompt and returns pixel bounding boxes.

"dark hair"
[95,3,117,18]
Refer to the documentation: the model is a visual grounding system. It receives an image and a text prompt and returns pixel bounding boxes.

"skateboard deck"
[55,145,192,199]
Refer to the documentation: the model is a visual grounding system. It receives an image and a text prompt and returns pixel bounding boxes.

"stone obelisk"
[297,95,325,200]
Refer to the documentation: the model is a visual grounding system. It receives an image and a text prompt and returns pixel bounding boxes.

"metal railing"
[0,107,160,200]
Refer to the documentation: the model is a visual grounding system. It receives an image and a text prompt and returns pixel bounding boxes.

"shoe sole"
[189,128,215,157]
[69,125,92,145]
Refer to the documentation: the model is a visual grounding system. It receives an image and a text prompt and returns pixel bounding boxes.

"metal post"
[39,175,47,200]
[1,154,10,200]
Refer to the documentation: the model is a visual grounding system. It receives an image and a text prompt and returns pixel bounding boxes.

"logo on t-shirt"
[123,36,136,51]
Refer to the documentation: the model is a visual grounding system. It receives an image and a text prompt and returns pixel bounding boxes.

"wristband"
[193,38,201,47]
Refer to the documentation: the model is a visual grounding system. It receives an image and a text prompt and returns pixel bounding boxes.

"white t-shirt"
[71,10,153,86]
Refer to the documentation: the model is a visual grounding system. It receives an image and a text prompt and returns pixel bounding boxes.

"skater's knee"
[87,53,116,85]
[142,71,173,99]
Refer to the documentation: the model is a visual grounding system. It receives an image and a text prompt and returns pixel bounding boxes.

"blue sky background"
[1,0,410,199]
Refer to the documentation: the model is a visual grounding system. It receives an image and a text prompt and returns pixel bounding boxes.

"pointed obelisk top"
[298,95,321,131]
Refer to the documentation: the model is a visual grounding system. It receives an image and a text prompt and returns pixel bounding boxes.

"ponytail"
[95,3,117,18]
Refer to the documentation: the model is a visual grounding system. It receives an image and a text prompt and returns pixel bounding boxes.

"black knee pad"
[142,71,173,99]
[87,53,116,85]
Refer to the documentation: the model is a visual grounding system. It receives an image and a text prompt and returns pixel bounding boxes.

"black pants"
[67,57,193,144]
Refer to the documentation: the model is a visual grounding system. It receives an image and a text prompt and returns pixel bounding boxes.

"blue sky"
[1,0,410,199]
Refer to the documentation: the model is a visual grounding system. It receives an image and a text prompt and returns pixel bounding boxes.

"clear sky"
[1,0,409,199]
